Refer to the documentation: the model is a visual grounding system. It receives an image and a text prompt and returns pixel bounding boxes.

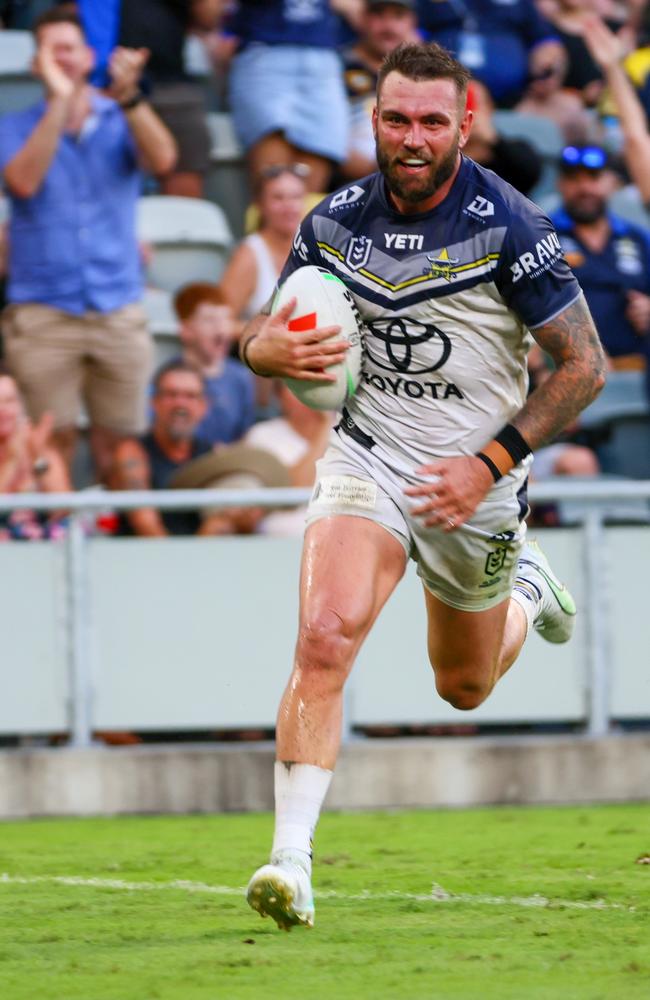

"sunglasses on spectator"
[560,146,608,172]
[259,163,311,181]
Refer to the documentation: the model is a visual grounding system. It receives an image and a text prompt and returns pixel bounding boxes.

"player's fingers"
[286,369,337,383]
[273,298,297,324]
[297,324,342,344]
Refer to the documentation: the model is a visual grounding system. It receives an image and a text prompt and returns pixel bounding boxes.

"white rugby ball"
[272,265,363,411]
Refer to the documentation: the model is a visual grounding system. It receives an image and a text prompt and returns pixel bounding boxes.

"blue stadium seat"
[204,112,249,241]
[493,110,564,201]
[0,30,42,113]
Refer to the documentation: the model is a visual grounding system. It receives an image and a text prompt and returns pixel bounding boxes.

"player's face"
[373,72,471,213]
[153,371,207,442]
[558,168,616,225]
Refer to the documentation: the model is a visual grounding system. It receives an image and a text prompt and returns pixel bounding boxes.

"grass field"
[1,804,649,1000]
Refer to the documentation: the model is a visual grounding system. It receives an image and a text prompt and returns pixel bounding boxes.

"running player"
[240,43,606,930]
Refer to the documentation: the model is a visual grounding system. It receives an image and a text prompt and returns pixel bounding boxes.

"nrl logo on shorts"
[422,247,459,281]
[345,235,373,272]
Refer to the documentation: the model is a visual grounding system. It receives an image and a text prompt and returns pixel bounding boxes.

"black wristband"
[119,91,145,111]
[494,423,532,465]
[475,451,502,483]
[241,333,264,376]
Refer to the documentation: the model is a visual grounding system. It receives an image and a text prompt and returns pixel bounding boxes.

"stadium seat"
[578,371,650,480]
[0,30,42,113]
[142,287,181,370]
[204,112,250,240]
[579,370,649,429]
[609,186,650,231]
[136,195,233,292]
[493,110,564,201]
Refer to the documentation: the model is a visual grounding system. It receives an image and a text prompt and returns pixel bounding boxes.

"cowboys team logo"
[364,317,451,373]
[345,235,373,272]
[422,247,459,281]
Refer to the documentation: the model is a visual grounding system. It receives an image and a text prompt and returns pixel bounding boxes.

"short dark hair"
[377,42,471,103]
[32,6,84,37]
[152,359,205,396]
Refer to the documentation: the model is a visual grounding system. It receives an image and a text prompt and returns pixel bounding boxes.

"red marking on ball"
[288,312,317,332]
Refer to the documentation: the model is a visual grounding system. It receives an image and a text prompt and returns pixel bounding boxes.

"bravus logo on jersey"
[362,317,464,402]
[510,232,563,282]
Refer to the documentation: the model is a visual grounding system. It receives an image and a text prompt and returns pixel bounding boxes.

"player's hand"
[33,40,75,101]
[625,290,650,336]
[404,455,494,531]
[246,299,351,382]
[108,46,149,104]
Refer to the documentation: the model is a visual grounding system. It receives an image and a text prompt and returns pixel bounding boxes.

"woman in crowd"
[0,366,70,540]
[218,164,308,320]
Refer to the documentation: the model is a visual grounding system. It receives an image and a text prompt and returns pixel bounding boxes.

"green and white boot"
[246,852,314,931]
[514,539,577,643]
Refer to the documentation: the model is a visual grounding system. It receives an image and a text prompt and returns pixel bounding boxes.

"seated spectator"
[171,282,255,444]
[0,7,175,482]
[417,0,565,108]
[340,0,418,180]
[225,0,349,192]
[244,381,334,536]
[0,365,71,540]
[463,79,542,195]
[515,34,598,144]
[219,166,308,320]
[550,144,650,391]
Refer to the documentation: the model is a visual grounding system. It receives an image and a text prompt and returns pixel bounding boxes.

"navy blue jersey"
[280,156,581,480]
[551,207,650,360]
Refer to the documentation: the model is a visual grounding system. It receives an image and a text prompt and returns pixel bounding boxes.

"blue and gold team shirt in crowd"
[279,156,582,485]
[551,207,650,362]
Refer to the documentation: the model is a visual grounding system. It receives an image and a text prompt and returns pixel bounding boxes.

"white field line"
[0,873,633,911]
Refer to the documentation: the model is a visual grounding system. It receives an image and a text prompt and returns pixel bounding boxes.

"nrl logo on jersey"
[422,247,459,281]
[345,235,373,271]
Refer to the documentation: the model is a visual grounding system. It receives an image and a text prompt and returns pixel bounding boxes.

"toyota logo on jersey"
[364,318,451,374]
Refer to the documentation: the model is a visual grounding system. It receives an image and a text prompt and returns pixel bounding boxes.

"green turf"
[1,805,649,999]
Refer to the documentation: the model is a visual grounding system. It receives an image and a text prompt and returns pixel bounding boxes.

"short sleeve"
[495,206,581,329]
[277,212,323,288]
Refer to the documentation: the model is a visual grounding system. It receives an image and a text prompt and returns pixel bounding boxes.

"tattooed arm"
[405,294,606,531]
[110,440,168,537]
[512,293,606,449]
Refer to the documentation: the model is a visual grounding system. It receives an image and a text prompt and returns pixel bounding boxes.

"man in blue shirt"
[551,145,650,384]
[0,6,176,481]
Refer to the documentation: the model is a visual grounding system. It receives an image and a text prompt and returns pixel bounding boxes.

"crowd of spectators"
[1,0,650,544]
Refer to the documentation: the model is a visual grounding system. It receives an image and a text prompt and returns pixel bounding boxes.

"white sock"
[511,573,542,638]
[271,761,333,874]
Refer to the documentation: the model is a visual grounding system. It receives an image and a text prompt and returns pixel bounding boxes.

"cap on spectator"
[558,146,611,174]
[168,444,290,490]
[366,0,417,10]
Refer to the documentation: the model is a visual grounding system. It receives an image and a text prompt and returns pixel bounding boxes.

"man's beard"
[376,136,459,205]
[564,196,607,226]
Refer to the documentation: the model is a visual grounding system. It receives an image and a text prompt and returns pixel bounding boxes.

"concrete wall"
[1,736,649,819]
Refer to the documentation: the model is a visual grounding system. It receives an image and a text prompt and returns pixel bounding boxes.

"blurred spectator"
[582,13,650,204]
[515,31,597,144]
[171,282,255,444]
[113,359,288,536]
[219,165,308,320]
[417,0,565,107]
[550,144,650,392]
[0,7,176,482]
[225,0,349,192]
[463,79,542,195]
[0,364,71,540]
[340,0,418,180]
[535,0,632,108]
[116,0,222,197]
[244,381,334,535]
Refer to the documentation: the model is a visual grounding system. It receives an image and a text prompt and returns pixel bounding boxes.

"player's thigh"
[85,304,153,434]
[424,585,511,689]
[2,303,83,426]
[299,515,407,659]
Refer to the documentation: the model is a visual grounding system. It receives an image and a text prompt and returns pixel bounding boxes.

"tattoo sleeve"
[513,294,607,450]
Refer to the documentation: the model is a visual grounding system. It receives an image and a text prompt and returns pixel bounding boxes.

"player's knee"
[297,607,363,677]
[436,677,490,711]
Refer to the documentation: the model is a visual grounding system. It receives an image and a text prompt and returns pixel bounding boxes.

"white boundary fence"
[1,479,650,747]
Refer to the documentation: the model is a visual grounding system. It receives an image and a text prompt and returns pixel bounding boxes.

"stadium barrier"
[1,480,649,747]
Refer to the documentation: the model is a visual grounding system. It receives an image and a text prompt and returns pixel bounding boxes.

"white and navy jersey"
[280,156,581,484]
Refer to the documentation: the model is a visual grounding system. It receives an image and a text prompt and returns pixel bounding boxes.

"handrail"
[0,478,649,513]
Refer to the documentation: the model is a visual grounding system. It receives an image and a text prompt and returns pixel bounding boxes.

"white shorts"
[306,432,527,612]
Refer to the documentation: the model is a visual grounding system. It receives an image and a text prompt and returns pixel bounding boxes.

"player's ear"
[458,108,473,149]
[371,104,378,140]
